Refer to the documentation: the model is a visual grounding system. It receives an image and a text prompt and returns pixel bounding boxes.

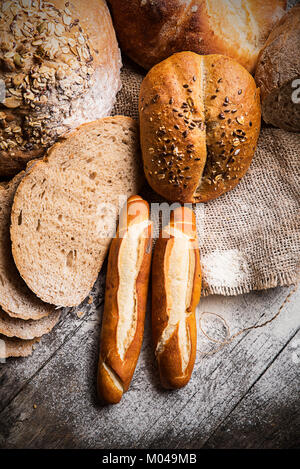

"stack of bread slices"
[0,117,143,359]
[0,174,61,358]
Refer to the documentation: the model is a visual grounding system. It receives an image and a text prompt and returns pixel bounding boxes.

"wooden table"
[0,277,299,449]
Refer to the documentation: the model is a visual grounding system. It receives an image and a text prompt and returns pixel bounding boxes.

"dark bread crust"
[152,207,201,389]
[97,196,153,404]
[139,52,261,203]
[108,0,286,72]
[255,4,300,132]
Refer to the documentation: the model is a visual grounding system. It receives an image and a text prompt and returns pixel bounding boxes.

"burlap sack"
[112,59,300,296]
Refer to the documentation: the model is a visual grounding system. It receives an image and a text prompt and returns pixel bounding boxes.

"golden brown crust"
[0,0,121,177]
[97,196,153,404]
[152,207,201,389]
[255,5,300,132]
[139,52,261,203]
[108,0,286,72]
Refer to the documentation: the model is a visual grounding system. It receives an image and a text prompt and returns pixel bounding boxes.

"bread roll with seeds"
[108,0,286,73]
[98,196,152,405]
[255,4,300,132]
[0,334,39,359]
[0,172,56,320]
[11,117,144,308]
[0,0,121,177]
[152,207,201,389]
[139,52,261,203]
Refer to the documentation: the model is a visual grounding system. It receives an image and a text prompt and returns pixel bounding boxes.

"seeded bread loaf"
[0,0,122,177]
[0,334,39,358]
[11,117,144,307]
[139,52,261,203]
[108,0,286,73]
[255,4,300,132]
[0,172,56,320]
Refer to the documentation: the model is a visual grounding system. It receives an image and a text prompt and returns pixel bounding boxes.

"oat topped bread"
[0,0,122,177]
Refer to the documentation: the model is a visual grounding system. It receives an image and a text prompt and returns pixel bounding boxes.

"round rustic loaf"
[108,0,286,73]
[139,52,261,203]
[255,4,300,132]
[0,0,122,177]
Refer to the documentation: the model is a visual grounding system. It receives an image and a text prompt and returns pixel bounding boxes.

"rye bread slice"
[0,307,60,340]
[0,334,39,359]
[11,117,144,307]
[0,173,56,320]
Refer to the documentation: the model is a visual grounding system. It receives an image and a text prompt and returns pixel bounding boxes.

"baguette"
[152,207,201,389]
[97,196,153,404]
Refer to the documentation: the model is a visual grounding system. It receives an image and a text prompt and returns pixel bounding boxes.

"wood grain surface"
[0,278,299,449]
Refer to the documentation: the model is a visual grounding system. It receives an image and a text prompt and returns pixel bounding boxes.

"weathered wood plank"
[0,285,298,449]
[202,330,300,449]
[0,274,105,412]
[135,285,300,449]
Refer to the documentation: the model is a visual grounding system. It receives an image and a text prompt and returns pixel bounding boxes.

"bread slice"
[0,334,39,359]
[0,173,56,320]
[0,308,60,340]
[11,117,144,307]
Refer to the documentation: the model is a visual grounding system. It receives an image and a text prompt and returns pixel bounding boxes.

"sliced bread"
[0,173,56,320]
[0,334,39,359]
[11,117,144,307]
[0,308,60,340]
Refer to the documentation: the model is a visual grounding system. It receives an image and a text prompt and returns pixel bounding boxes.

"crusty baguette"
[152,207,201,389]
[0,172,56,320]
[0,0,122,177]
[255,4,300,132]
[108,0,286,72]
[10,117,144,307]
[139,52,261,203]
[97,196,152,404]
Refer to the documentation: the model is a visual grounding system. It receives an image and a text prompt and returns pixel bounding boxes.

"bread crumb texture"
[10,117,143,307]
[0,172,56,320]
